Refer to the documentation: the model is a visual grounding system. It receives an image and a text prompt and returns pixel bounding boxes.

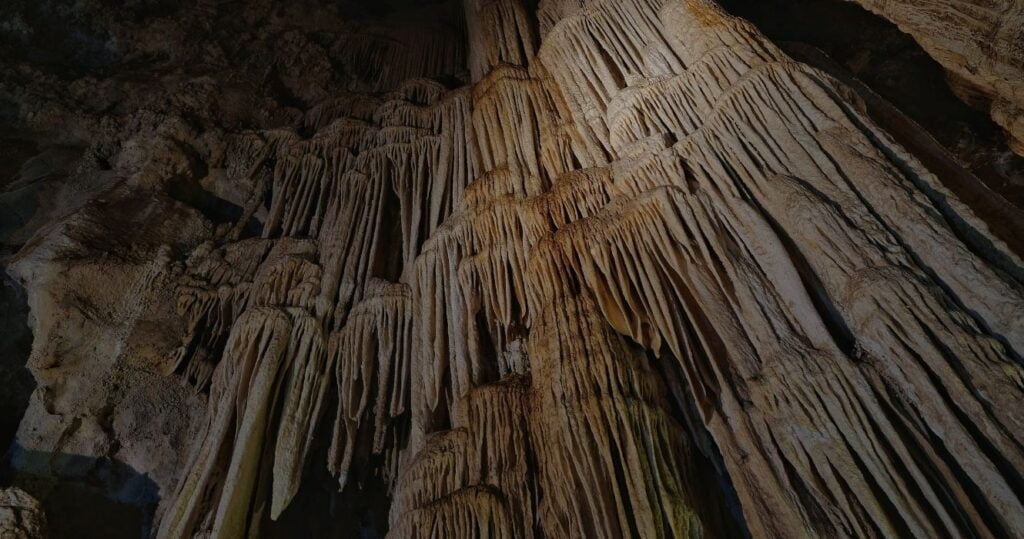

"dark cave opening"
[166,174,264,237]
[649,346,751,538]
[0,135,42,487]
[6,446,160,539]
[370,185,406,283]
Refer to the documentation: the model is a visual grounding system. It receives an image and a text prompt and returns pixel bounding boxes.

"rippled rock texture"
[2,0,1023,537]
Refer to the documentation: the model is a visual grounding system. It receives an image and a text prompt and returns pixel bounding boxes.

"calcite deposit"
[1,0,1023,537]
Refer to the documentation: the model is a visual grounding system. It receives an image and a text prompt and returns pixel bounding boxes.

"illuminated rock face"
[2,0,1024,537]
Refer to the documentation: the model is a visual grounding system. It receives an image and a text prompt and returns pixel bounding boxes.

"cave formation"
[1,0,1024,537]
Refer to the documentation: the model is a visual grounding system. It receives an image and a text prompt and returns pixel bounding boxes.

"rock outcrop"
[853,0,1024,154]
[2,0,1023,537]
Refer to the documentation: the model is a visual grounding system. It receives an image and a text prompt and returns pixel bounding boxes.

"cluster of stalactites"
[158,0,1024,536]
[399,0,1024,536]
[405,148,693,447]
[167,239,320,391]
[328,279,413,491]
[532,0,1024,536]
[265,82,479,269]
[388,377,533,538]
[158,306,322,538]
[159,59,486,535]
[169,74,481,337]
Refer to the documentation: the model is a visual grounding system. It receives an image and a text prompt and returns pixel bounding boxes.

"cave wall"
[1,0,1023,537]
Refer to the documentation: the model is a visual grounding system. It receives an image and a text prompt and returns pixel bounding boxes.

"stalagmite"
[4,0,1024,536]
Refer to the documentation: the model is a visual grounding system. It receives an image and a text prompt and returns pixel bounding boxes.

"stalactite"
[389,376,533,538]
[525,266,708,538]
[271,314,329,520]
[328,279,413,491]
[463,0,539,82]
[158,307,294,538]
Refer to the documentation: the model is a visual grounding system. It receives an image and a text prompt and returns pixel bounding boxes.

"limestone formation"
[2,0,1024,537]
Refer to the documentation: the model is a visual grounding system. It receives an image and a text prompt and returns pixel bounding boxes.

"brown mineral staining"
[2,0,1024,537]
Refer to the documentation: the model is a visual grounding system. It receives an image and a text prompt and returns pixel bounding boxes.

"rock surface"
[1,0,1023,537]
[0,488,46,539]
